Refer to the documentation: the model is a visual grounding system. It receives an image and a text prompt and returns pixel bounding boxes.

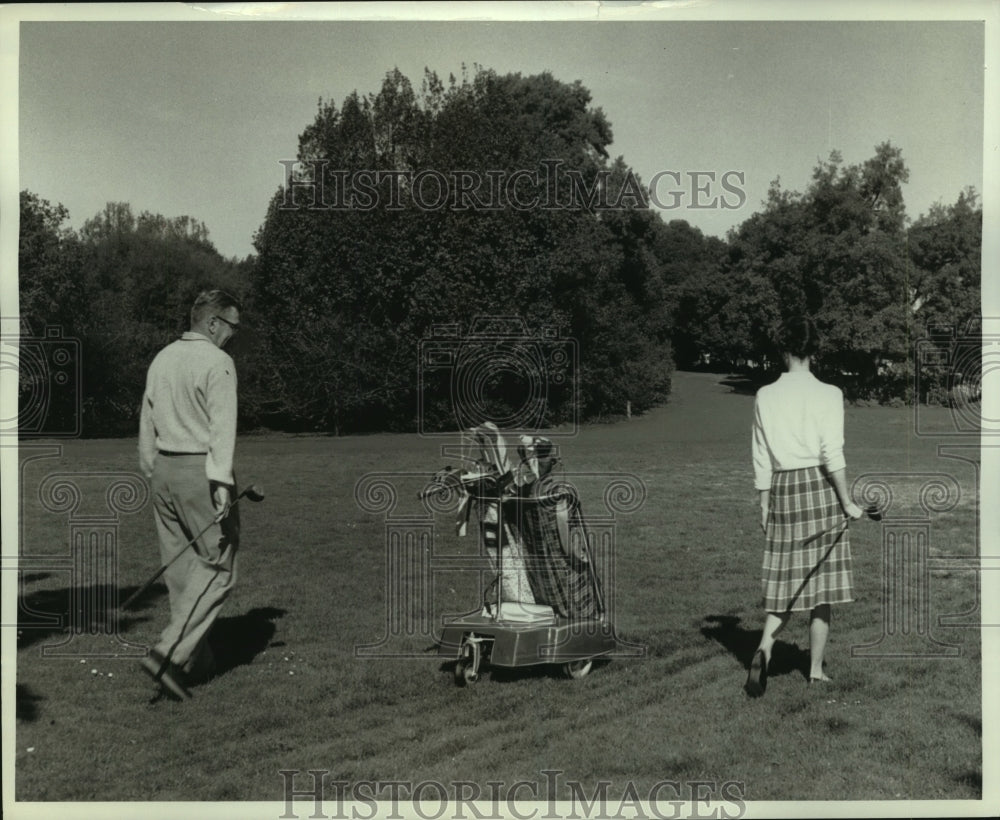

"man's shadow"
[17,579,160,651]
[701,614,810,681]
[208,606,287,676]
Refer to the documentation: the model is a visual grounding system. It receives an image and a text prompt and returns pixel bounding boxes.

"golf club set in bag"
[419,424,616,685]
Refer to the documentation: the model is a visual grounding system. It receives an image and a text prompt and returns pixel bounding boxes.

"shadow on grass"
[16,582,161,651]
[437,657,612,685]
[951,711,982,737]
[718,374,769,396]
[22,572,53,584]
[16,684,43,722]
[954,770,982,794]
[19,573,284,679]
[208,606,288,676]
[701,614,810,682]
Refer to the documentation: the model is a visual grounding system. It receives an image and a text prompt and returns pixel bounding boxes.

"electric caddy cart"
[420,449,617,686]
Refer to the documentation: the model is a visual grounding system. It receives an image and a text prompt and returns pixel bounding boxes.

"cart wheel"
[455,637,481,686]
[455,660,480,686]
[563,658,593,679]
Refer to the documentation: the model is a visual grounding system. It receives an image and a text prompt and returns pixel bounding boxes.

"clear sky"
[13,8,987,261]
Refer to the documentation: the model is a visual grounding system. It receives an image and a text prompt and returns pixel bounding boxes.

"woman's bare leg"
[757,611,790,662]
[809,604,832,680]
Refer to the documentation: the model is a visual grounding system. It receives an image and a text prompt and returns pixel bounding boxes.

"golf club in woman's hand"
[863,504,882,521]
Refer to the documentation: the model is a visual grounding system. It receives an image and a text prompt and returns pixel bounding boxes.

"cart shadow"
[208,606,287,676]
[437,657,611,684]
[701,614,810,681]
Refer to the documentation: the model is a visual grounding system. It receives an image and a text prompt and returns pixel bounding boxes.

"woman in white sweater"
[745,317,864,697]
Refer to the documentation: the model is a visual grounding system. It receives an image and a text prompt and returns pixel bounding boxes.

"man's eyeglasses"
[214,315,240,333]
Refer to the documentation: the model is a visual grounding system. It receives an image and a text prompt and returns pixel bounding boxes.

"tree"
[70,203,246,433]
[18,190,83,329]
[17,191,88,436]
[908,187,981,332]
[906,187,982,403]
[707,144,917,400]
[251,66,674,434]
[651,219,732,370]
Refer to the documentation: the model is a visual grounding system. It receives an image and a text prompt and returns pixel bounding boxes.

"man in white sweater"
[137,289,241,699]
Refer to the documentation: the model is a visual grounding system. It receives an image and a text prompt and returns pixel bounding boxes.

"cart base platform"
[439,610,617,683]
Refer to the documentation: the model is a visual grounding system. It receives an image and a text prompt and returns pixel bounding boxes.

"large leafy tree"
[653,218,736,370]
[252,66,674,433]
[711,143,915,399]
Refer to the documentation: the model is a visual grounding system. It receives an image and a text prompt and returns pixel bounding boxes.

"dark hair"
[778,316,819,359]
[190,289,242,326]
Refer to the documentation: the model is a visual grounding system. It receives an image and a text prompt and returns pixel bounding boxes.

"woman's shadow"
[701,614,810,682]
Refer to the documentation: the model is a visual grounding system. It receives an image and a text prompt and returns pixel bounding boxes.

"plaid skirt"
[761,465,854,612]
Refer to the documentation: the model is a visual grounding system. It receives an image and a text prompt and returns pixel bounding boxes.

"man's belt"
[158,450,207,456]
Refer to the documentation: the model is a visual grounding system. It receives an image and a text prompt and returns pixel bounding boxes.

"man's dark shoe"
[141,650,192,700]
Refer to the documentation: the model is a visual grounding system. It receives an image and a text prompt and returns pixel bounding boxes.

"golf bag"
[453,424,604,620]
[454,423,536,606]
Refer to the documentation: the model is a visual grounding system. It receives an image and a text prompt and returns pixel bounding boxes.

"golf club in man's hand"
[120,483,265,611]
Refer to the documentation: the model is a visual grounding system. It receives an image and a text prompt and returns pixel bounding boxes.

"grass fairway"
[12,371,981,804]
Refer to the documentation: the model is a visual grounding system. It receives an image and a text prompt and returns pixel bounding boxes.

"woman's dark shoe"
[744,649,767,698]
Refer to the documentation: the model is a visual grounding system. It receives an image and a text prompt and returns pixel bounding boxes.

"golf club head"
[864,504,882,522]
[243,484,265,502]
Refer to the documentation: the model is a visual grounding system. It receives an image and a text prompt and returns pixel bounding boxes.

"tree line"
[17,66,981,437]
